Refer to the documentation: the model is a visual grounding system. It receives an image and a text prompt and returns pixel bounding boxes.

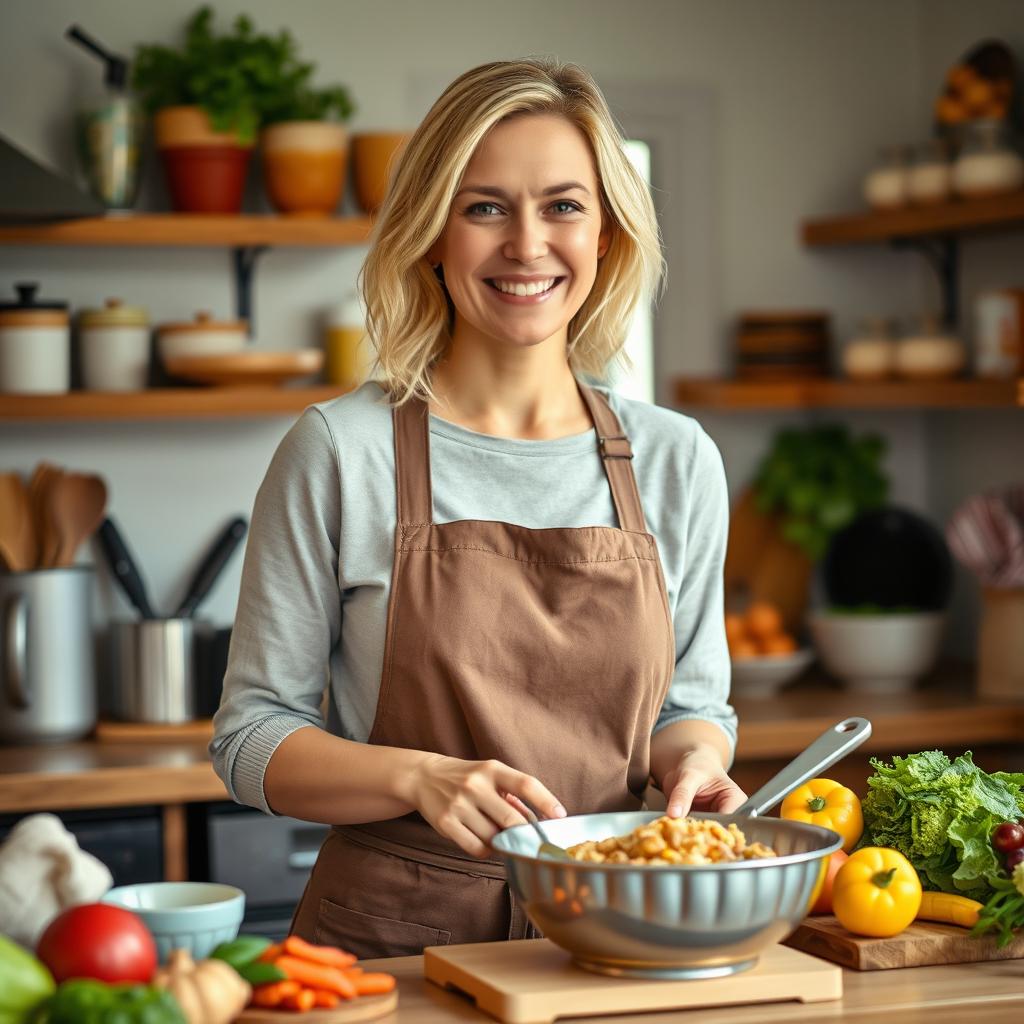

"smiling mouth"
[483,276,565,296]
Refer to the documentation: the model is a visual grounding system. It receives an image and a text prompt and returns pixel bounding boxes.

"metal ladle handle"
[736,716,872,817]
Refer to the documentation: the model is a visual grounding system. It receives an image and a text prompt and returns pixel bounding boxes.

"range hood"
[0,131,105,223]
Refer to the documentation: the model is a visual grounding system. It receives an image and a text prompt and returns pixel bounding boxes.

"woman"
[211,58,744,958]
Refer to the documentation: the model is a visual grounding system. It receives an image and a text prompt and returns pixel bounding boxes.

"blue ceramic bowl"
[103,882,245,962]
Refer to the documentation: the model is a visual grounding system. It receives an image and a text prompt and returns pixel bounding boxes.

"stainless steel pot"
[109,618,202,723]
[491,717,871,980]
[0,567,97,743]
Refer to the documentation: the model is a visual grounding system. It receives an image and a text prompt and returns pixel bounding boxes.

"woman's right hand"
[411,754,566,858]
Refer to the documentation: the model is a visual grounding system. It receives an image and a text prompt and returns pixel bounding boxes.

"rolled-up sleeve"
[210,408,342,813]
[652,426,737,767]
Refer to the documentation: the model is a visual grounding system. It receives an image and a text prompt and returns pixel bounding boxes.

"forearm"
[649,719,732,791]
[262,725,434,824]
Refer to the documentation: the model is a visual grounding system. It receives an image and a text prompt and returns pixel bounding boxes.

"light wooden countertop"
[365,950,1024,1022]
[1,668,1021,815]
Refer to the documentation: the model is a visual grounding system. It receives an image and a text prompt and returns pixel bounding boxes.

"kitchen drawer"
[207,808,329,908]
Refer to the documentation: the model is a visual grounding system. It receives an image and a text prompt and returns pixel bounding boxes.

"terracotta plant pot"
[154,105,254,214]
[351,131,410,214]
[261,121,348,216]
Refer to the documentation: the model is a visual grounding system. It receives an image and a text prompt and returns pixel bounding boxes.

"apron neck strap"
[391,383,647,533]
[576,384,647,533]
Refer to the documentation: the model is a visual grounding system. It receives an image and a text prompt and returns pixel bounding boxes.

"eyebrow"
[455,181,592,200]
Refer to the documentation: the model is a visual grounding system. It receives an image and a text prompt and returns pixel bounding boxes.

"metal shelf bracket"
[889,234,960,328]
[231,245,270,337]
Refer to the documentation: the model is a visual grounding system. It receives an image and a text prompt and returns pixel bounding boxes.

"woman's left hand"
[660,746,747,817]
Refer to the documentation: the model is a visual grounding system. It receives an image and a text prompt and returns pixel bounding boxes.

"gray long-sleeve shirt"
[211,381,736,813]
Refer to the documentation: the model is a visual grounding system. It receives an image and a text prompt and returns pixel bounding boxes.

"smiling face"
[429,113,610,355]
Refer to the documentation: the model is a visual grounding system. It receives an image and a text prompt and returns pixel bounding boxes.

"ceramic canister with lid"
[156,310,247,368]
[0,282,71,393]
[79,297,151,391]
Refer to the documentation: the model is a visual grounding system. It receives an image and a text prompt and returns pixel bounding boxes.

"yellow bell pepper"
[832,846,922,937]
[780,777,863,852]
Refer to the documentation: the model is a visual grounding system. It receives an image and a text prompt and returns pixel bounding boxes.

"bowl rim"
[103,881,245,913]
[491,811,843,871]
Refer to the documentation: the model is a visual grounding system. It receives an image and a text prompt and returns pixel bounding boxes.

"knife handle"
[174,517,248,618]
[97,517,157,620]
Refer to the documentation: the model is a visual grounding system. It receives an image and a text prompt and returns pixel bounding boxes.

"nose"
[502,212,548,264]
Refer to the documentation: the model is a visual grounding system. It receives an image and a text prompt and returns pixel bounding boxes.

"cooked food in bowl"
[566,815,778,865]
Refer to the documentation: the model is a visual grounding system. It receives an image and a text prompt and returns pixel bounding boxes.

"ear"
[597,220,611,259]
[425,240,442,267]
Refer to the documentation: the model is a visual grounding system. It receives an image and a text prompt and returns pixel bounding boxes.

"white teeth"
[492,278,556,296]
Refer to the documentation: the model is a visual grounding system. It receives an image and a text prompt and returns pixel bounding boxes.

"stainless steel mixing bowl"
[491,716,871,979]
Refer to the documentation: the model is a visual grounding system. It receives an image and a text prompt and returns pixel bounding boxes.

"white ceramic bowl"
[808,611,946,692]
[730,648,815,699]
[102,882,244,962]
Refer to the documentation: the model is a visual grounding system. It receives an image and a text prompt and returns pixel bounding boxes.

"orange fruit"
[761,633,798,656]
[730,639,760,660]
[724,613,747,645]
[745,601,784,640]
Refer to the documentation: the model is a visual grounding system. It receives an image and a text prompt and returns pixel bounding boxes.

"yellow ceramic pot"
[351,131,410,214]
[261,121,348,216]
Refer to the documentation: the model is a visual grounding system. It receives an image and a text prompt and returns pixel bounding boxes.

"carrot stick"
[353,972,397,996]
[250,980,301,1007]
[342,967,364,979]
[257,942,285,963]
[282,934,357,968]
[274,955,357,999]
[281,988,317,1012]
[312,989,340,1008]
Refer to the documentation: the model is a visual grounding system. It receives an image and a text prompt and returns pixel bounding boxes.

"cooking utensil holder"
[977,587,1024,700]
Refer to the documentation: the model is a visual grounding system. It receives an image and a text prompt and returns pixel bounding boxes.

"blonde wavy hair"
[361,58,664,405]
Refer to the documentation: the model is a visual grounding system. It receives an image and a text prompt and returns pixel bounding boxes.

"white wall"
[0,1,1016,648]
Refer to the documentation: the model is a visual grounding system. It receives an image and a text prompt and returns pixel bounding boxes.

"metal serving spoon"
[518,800,574,862]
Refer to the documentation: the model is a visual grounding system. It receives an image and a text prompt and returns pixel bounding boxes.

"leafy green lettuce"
[860,750,1024,900]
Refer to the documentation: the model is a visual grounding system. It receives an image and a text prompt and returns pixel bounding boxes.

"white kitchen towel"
[0,813,113,947]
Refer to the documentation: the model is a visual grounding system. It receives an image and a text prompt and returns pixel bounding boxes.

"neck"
[428,321,591,440]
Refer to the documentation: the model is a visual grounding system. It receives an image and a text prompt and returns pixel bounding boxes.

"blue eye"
[466,202,502,217]
[551,200,583,214]
[466,199,585,218]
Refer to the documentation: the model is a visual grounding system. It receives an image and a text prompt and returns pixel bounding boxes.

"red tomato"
[811,850,849,915]
[36,903,157,984]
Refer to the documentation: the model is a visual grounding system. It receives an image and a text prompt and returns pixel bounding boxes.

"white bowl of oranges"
[726,601,814,699]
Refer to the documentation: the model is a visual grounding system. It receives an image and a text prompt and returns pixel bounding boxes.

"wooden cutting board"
[785,914,1024,970]
[237,990,397,1023]
[424,938,841,1024]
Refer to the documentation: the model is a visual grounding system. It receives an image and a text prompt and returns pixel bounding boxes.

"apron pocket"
[314,897,452,959]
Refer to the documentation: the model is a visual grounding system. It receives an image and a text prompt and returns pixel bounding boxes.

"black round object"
[823,506,953,611]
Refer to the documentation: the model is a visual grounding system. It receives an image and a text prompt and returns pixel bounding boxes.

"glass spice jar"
[863,144,911,210]
[952,119,1024,199]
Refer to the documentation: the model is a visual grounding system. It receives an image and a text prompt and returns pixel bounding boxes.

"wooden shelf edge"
[673,376,1023,410]
[0,214,374,247]
[802,190,1024,246]
[0,385,355,421]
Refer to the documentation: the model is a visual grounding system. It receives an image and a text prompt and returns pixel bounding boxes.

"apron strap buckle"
[599,434,634,460]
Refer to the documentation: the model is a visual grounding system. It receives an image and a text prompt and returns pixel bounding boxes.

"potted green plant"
[131,6,302,213]
[258,60,355,216]
[725,424,889,631]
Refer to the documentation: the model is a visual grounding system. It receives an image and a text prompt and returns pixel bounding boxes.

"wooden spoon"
[28,462,62,568]
[0,472,38,572]
[50,471,109,568]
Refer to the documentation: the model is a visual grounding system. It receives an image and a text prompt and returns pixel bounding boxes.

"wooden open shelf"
[0,213,374,247]
[674,376,1023,410]
[802,189,1024,245]
[0,386,353,421]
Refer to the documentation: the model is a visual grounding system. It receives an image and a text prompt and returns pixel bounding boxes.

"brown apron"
[290,382,675,957]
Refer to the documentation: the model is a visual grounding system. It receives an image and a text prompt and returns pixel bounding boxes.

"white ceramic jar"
[907,140,952,205]
[863,145,911,210]
[894,314,966,379]
[0,283,70,394]
[952,119,1024,198]
[156,310,247,365]
[842,317,897,380]
[79,297,151,391]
